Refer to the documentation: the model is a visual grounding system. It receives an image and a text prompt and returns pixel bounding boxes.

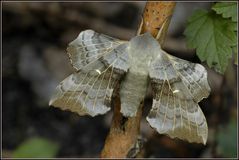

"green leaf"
[233,45,238,65]
[212,2,237,22]
[12,137,59,158]
[216,119,237,158]
[230,22,237,32]
[184,10,237,74]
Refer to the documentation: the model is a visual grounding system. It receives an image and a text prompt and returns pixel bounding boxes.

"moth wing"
[49,30,129,116]
[147,50,210,144]
[67,29,125,71]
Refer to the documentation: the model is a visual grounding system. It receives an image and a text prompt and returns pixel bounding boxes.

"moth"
[49,30,211,144]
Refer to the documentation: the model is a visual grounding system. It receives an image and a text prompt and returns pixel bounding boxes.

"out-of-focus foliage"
[212,2,237,22]
[12,137,59,158]
[233,45,237,65]
[216,119,237,158]
[184,2,237,73]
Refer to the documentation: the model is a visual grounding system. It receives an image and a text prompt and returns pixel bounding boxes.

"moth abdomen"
[119,71,148,117]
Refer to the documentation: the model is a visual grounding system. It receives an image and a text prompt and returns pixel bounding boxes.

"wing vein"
[179,97,183,128]
[169,62,196,101]
[81,51,124,111]
[185,99,192,135]
[162,71,173,131]
[72,72,99,108]
[103,65,114,103]
[155,79,166,115]
[181,68,206,95]
[173,93,176,131]
[92,70,107,111]
[64,72,89,107]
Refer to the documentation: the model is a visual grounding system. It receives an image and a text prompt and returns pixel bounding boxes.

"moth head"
[128,32,161,63]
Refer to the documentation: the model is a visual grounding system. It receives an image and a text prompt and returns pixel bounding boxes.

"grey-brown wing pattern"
[49,30,129,117]
[67,29,125,71]
[147,50,210,144]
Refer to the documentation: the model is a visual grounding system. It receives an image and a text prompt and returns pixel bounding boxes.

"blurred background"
[2,2,237,158]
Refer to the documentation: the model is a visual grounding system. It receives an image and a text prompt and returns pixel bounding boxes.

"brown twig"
[139,2,176,45]
[100,2,176,158]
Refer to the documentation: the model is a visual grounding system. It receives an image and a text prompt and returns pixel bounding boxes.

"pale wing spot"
[96,69,102,75]
[173,89,179,94]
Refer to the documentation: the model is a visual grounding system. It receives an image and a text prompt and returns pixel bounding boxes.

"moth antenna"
[136,17,144,36]
[156,18,167,40]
